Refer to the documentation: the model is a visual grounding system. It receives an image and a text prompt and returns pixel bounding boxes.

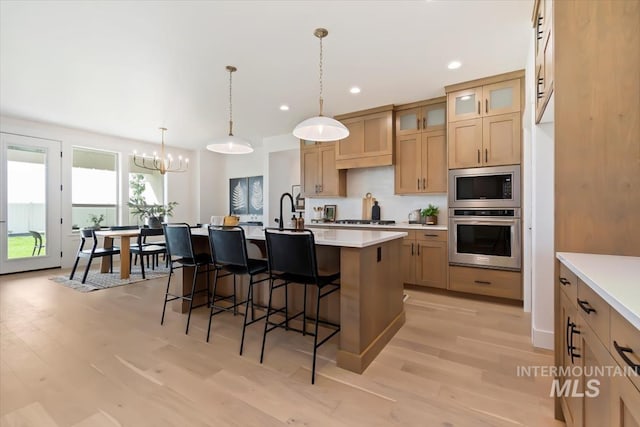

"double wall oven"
[448,165,521,271]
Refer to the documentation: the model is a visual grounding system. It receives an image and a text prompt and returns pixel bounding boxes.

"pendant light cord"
[228,68,234,136]
[319,34,324,116]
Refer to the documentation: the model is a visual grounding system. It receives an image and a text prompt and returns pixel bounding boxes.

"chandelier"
[133,127,188,175]
[293,28,349,142]
[206,65,254,154]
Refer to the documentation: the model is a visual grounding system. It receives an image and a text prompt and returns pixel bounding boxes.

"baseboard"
[532,327,554,350]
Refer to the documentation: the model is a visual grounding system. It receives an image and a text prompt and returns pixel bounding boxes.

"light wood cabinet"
[395,130,446,194]
[299,140,346,198]
[611,375,640,427]
[448,265,522,300]
[394,99,447,194]
[533,0,554,123]
[335,106,394,169]
[401,230,448,289]
[446,74,523,169]
[395,102,446,136]
[556,259,640,427]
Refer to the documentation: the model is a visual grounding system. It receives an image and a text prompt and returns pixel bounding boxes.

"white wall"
[305,165,448,224]
[268,149,300,227]
[525,37,555,350]
[0,115,198,267]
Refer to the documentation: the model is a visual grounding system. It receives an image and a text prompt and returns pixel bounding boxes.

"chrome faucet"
[279,192,296,231]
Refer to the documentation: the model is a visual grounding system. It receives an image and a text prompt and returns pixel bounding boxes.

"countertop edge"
[556,252,640,331]
[307,222,447,231]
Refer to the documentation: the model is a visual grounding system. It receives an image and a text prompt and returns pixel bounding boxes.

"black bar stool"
[161,223,211,335]
[260,228,340,384]
[207,226,269,355]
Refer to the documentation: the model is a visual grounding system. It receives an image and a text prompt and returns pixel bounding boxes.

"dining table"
[94,229,141,279]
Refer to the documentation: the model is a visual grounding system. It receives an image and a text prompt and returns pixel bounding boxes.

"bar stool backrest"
[208,226,249,268]
[264,228,318,279]
[162,223,195,260]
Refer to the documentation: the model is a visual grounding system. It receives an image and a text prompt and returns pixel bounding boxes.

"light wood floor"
[1,268,564,427]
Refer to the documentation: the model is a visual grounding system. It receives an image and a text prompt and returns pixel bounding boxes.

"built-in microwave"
[449,165,521,208]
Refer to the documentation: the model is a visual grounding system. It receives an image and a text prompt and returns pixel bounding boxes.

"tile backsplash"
[305,166,447,223]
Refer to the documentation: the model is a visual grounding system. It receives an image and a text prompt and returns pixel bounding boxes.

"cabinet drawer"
[415,230,447,242]
[448,265,522,300]
[402,230,416,241]
[610,310,640,392]
[559,262,578,304]
[577,278,610,346]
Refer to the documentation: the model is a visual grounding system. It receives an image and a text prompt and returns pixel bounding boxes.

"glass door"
[0,133,61,274]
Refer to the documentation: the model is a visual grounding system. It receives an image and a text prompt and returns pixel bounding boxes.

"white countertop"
[307,221,447,231]
[192,227,407,249]
[557,252,640,330]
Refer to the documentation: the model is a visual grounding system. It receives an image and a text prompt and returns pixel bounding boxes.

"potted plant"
[128,174,178,228]
[421,204,439,225]
[87,213,104,230]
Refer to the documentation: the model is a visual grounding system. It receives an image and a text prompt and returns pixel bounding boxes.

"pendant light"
[206,65,254,154]
[133,127,189,175]
[293,28,349,142]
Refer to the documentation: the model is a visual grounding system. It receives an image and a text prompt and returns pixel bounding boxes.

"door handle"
[417,179,420,190]
[477,149,480,164]
[569,321,581,364]
[417,244,420,255]
[474,280,491,285]
[577,298,597,314]
[485,99,488,114]
[416,118,420,129]
[411,243,414,256]
[422,117,426,129]
[422,178,426,189]
[559,277,571,286]
[485,149,488,163]
[477,101,480,115]
[613,341,640,374]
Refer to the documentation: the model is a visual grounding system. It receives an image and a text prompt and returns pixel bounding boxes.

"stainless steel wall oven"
[449,208,521,270]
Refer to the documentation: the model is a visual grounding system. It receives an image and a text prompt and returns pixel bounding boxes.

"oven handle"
[450,218,520,224]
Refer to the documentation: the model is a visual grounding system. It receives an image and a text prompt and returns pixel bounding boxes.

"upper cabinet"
[300,140,346,198]
[396,102,446,136]
[446,73,523,169]
[533,0,554,123]
[394,98,447,194]
[334,105,394,169]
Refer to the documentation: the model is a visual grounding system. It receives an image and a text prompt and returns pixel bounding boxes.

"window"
[128,157,164,226]
[72,148,118,229]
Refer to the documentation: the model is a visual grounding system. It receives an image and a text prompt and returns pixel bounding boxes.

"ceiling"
[0,0,533,150]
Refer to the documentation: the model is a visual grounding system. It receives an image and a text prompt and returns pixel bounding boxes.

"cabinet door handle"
[537,16,544,40]
[577,298,597,315]
[477,149,481,164]
[417,118,420,130]
[477,101,480,114]
[474,280,491,285]
[613,341,640,374]
[422,178,426,189]
[417,245,420,255]
[566,317,572,356]
[559,277,571,286]
[417,179,420,190]
[485,149,488,163]
[424,234,438,237]
[485,99,488,114]
[411,243,414,256]
[569,321,581,364]
[422,117,426,129]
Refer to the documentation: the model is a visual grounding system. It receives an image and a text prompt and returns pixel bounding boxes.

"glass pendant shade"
[206,135,253,154]
[293,28,349,142]
[207,65,253,154]
[293,115,349,141]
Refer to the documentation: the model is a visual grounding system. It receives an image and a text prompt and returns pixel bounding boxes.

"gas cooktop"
[334,219,396,225]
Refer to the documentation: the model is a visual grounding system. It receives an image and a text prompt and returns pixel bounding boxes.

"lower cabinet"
[448,265,522,300]
[401,230,448,289]
[557,259,640,427]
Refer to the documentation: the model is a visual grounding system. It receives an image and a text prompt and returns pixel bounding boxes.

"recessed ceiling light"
[349,86,361,94]
[447,61,462,70]
[279,105,289,111]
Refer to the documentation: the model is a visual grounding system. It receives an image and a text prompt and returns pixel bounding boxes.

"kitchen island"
[186,227,407,374]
